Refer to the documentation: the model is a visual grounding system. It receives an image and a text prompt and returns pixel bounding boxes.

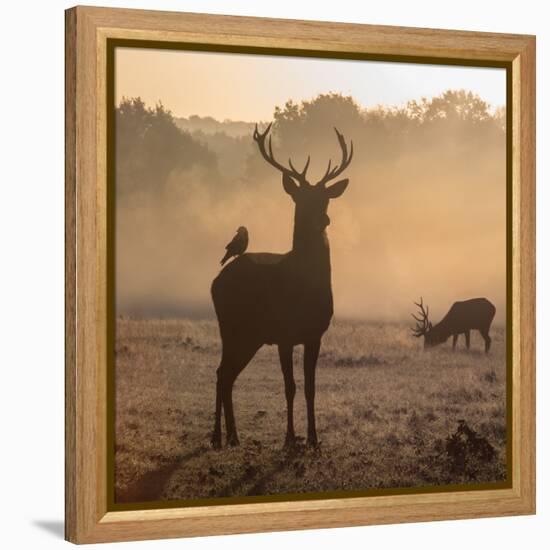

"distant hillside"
[175,115,258,138]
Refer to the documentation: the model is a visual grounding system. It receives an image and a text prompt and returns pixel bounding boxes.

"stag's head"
[253,124,353,238]
[411,297,439,348]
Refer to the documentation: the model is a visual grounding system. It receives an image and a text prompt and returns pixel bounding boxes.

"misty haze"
[115,91,505,322]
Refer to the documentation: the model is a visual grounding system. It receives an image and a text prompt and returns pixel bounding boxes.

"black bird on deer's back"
[220,226,248,265]
[411,297,496,353]
[211,123,353,449]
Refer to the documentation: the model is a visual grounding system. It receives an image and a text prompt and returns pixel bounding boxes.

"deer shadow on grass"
[116,444,209,503]
[216,439,318,497]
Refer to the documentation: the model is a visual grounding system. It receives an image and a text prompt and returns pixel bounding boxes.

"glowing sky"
[115,47,506,121]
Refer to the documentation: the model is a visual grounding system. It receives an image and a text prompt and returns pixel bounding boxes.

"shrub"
[444,420,496,478]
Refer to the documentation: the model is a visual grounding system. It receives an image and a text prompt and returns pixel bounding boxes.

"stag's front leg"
[304,339,321,447]
[278,344,296,447]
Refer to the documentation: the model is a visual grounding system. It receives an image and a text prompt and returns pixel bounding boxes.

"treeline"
[115,98,217,197]
[116,91,505,199]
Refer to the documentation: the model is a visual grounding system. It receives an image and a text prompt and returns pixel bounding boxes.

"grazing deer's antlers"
[316,127,354,187]
[411,297,430,337]
[253,123,310,187]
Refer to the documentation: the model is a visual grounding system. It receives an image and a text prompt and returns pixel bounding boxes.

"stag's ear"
[325,178,349,199]
[282,174,299,197]
[428,322,433,330]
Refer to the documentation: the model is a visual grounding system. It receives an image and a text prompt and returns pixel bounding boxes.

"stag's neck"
[430,319,452,341]
[291,228,331,270]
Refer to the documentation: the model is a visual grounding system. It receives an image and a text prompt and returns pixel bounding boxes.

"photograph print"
[111,44,509,507]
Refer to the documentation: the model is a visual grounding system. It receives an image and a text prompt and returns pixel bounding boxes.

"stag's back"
[440,298,496,332]
[211,252,333,346]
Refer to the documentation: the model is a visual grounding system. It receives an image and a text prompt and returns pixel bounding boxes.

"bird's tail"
[220,252,231,266]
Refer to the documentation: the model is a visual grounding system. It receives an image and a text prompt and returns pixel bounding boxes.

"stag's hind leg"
[217,340,261,447]
[278,344,296,448]
[452,334,458,350]
[480,329,492,353]
[212,346,243,449]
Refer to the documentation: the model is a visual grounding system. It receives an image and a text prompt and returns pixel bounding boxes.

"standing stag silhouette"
[211,123,353,448]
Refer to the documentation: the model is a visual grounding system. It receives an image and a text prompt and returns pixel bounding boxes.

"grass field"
[114,318,507,503]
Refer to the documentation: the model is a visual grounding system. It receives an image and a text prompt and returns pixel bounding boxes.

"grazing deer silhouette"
[411,297,496,353]
[211,123,353,448]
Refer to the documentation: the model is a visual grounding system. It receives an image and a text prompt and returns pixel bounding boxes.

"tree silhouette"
[116,91,504,199]
[116,97,216,196]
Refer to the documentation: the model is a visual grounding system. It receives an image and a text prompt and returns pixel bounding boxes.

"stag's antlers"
[316,128,354,188]
[253,123,310,187]
[253,123,353,188]
[411,297,430,337]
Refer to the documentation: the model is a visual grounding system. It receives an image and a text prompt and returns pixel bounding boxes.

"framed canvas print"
[65,6,535,544]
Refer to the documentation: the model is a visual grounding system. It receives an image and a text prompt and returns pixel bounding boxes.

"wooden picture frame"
[65,5,535,544]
